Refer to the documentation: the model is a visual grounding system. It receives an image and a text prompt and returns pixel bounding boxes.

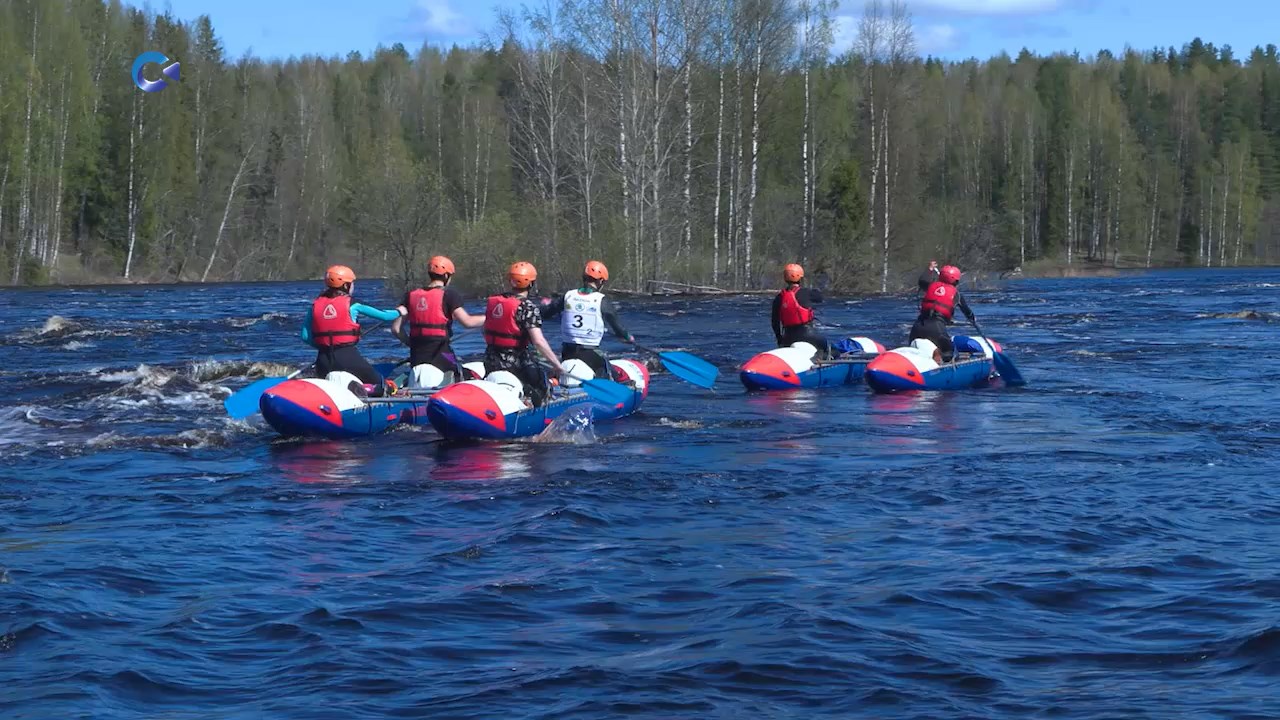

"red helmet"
[940,265,962,285]
[325,265,355,288]
[783,263,804,283]
[428,255,456,277]
[509,261,537,290]
[584,260,609,282]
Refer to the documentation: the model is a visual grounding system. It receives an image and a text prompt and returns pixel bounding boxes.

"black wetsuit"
[908,291,974,358]
[772,287,830,358]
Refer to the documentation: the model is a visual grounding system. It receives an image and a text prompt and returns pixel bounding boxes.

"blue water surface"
[1,268,1278,718]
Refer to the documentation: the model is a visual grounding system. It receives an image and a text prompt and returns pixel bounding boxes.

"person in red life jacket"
[910,264,976,362]
[538,260,634,381]
[918,259,940,293]
[390,255,484,379]
[483,261,565,407]
[301,265,405,397]
[771,263,831,358]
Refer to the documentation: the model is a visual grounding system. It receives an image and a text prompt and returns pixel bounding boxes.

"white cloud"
[917,23,964,54]
[409,0,470,38]
[827,15,964,56]
[909,0,1064,14]
[831,15,859,53]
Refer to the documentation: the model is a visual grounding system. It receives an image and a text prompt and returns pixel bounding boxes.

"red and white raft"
[739,337,885,391]
[864,336,1005,392]
[426,358,650,440]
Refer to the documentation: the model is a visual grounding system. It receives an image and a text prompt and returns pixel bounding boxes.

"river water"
[2,269,1278,718]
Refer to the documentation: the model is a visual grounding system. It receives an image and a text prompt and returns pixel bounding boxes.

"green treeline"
[0,0,1277,291]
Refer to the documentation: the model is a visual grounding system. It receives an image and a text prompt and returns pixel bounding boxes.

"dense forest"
[0,0,1277,292]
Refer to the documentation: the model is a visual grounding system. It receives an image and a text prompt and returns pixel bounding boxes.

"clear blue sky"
[137,0,1277,63]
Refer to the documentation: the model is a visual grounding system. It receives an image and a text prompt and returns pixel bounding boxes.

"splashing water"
[529,404,598,445]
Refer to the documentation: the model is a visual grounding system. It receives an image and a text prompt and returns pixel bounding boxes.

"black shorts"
[780,325,831,358]
[908,316,953,356]
[561,343,612,379]
[315,345,388,396]
[409,339,459,374]
[484,349,550,407]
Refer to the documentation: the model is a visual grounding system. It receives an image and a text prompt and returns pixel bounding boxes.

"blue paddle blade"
[372,361,403,377]
[993,353,1026,386]
[223,376,290,419]
[658,351,719,389]
[579,377,633,406]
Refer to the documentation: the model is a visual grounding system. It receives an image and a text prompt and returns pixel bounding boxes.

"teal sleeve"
[351,303,401,323]
[300,315,314,346]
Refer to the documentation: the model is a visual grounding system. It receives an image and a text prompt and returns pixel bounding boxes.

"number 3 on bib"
[561,290,606,345]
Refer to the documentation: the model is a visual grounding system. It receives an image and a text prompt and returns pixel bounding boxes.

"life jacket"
[778,286,815,327]
[921,281,957,321]
[484,294,526,349]
[311,293,360,348]
[561,289,606,347]
[407,286,449,340]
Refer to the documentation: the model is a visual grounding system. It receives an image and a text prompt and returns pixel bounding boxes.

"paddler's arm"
[527,327,564,375]
[918,270,936,292]
[300,315,317,348]
[443,287,484,329]
[391,305,411,346]
[956,293,976,324]
[771,295,783,344]
[351,303,404,323]
[801,287,824,305]
[453,307,485,329]
[536,292,565,320]
[601,297,634,344]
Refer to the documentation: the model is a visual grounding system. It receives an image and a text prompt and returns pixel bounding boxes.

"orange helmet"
[325,265,356,288]
[783,263,804,283]
[584,260,609,282]
[508,261,537,289]
[428,255,456,277]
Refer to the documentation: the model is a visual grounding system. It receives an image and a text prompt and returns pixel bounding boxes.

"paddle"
[223,369,307,419]
[969,317,1027,386]
[536,360,634,406]
[223,320,388,419]
[372,359,410,378]
[628,341,719,389]
[563,369,634,406]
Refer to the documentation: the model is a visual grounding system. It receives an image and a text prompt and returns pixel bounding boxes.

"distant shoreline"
[3,263,1275,294]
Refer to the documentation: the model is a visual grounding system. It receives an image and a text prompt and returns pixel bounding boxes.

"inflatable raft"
[427,358,649,441]
[259,362,482,439]
[864,336,1006,393]
[739,337,885,391]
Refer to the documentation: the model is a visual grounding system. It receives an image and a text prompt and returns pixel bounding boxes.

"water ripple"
[2,269,1279,717]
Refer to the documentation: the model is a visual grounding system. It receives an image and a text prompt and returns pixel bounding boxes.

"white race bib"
[561,290,606,346]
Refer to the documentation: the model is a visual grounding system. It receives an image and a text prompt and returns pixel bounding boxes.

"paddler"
[302,265,404,397]
[773,263,831,358]
[390,255,483,380]
[483,261,565,407]
[538,260,634,381]
[911,264,976,362]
